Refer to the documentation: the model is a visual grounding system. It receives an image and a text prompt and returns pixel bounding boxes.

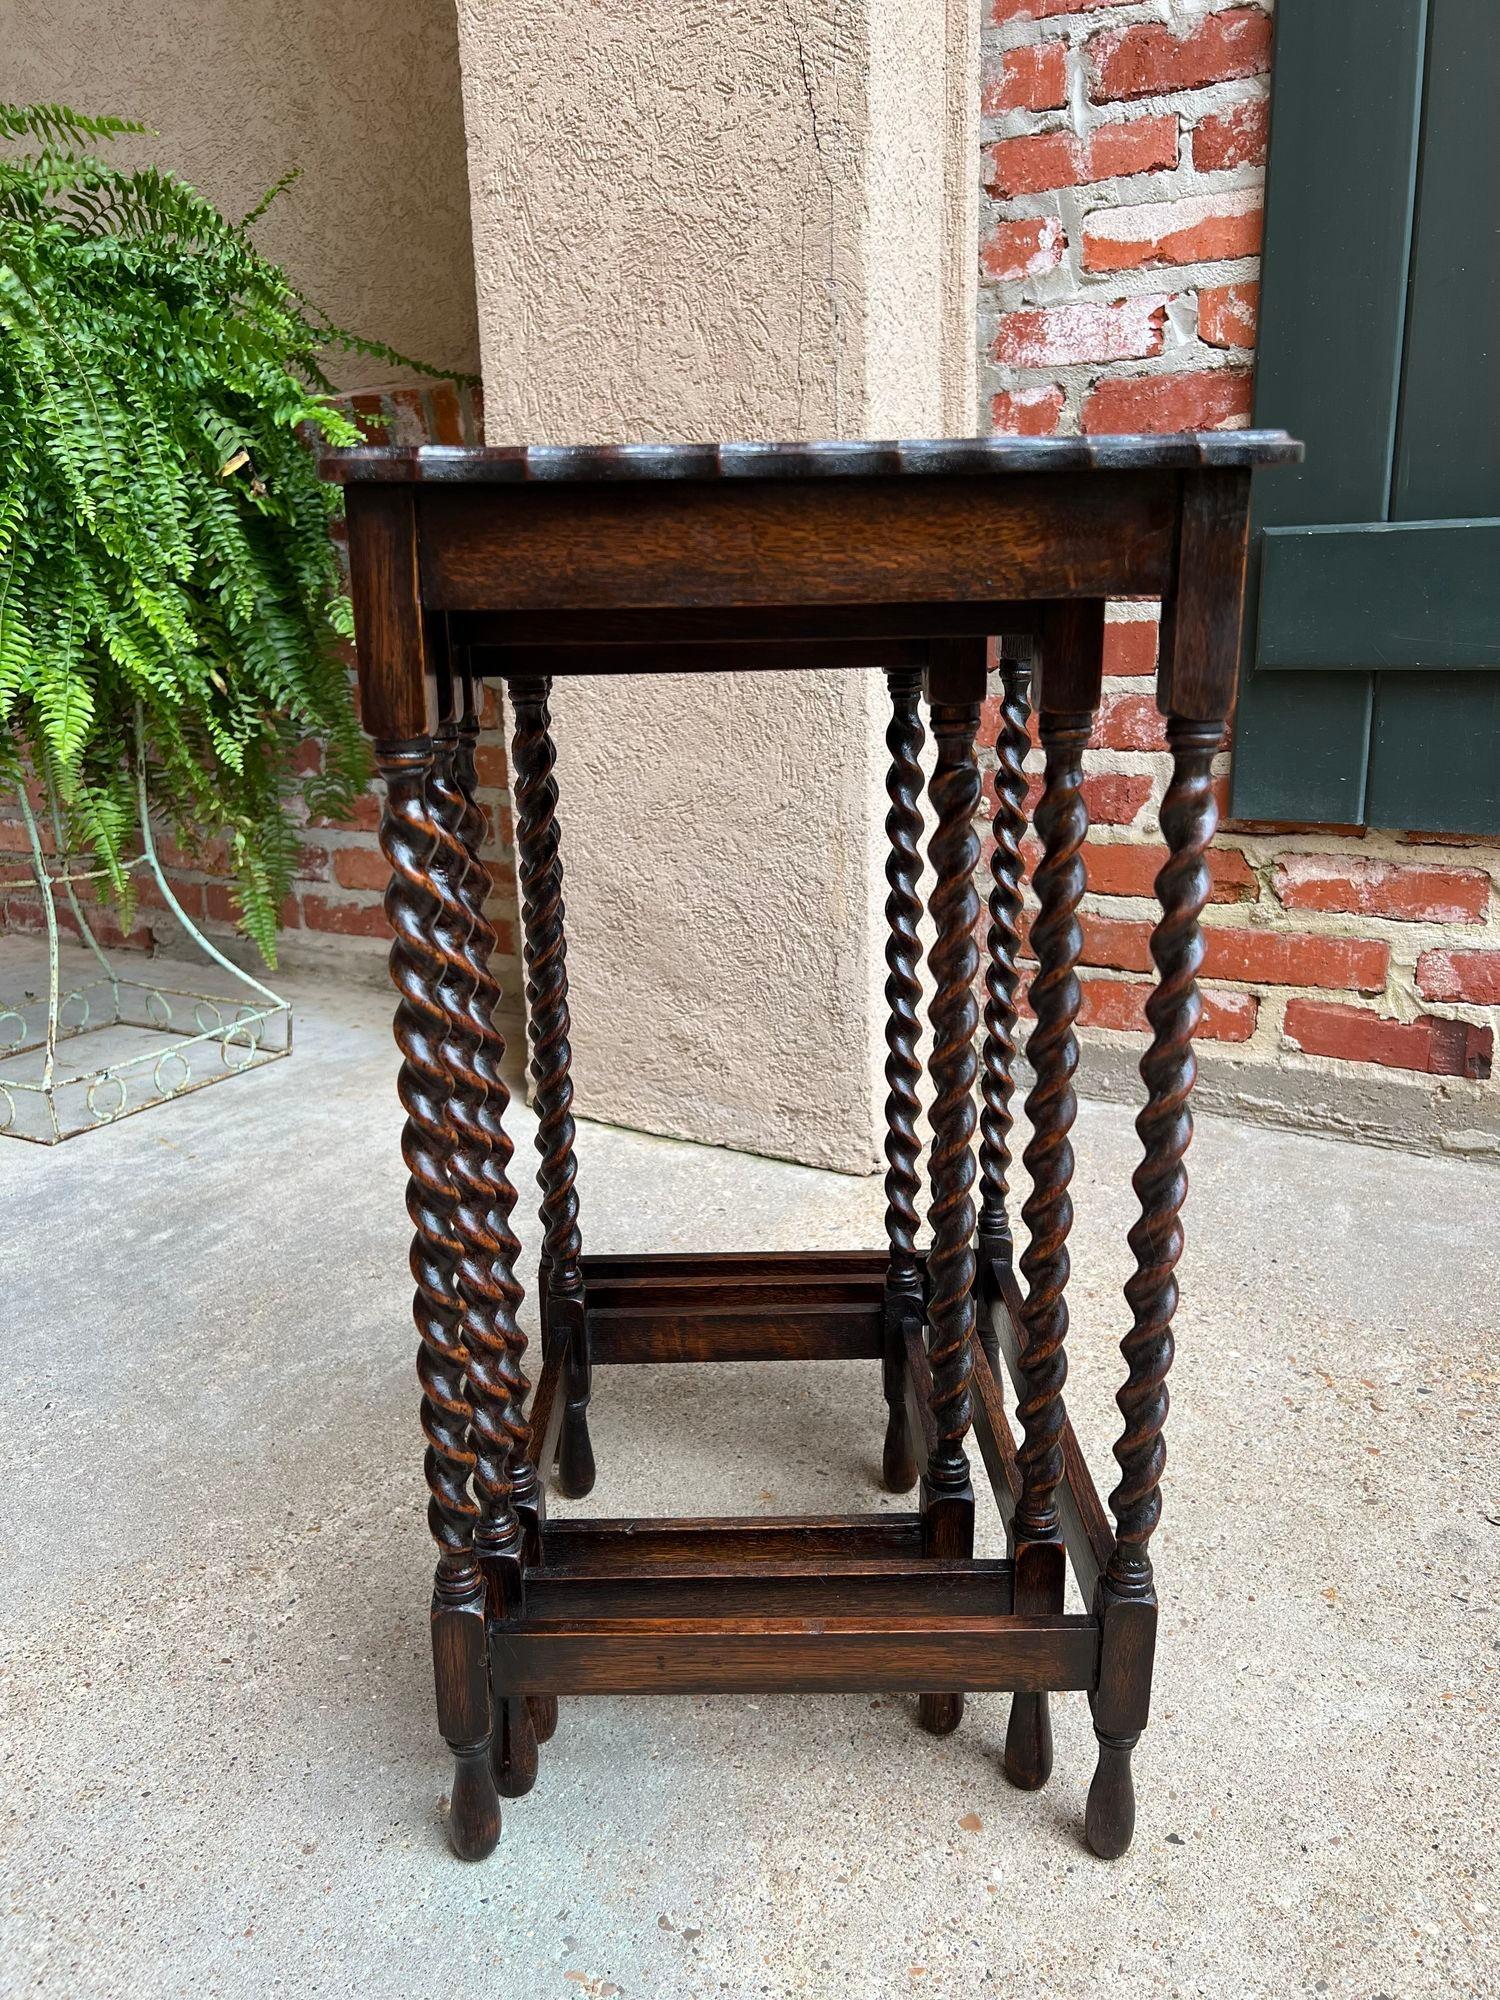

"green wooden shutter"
[1233,0,1500,834]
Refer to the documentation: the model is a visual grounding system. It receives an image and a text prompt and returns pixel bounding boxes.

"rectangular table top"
[337,431,1303,735]
[322,431,1302,486]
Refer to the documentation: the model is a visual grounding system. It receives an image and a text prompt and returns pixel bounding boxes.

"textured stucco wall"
[6,0,479,387]
[456,0,978,1172]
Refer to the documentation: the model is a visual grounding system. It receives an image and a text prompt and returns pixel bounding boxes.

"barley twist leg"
[378,735,498,1862]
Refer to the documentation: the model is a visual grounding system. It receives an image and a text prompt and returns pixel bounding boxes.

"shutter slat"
[1256,520,1500,672]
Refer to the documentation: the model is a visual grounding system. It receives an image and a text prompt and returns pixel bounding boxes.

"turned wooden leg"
[916,647,983,1735]
[494,1693,539,1798]
[1085,1729,1139,1858]
[555,1306,595,1499]
[432,1560,500,1861]
[509,675,595,1500]
[438,678,551,1806]
[976,645,1032,1306]
[528,1694,559,1743]
[377,732,499,1859]
[880,668,925,1495]
[1003,1691,1054,1791]
[1009,604,1103,1789]
[1086,713,1223,1857]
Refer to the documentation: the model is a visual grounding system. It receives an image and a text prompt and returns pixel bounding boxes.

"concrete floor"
[1,958,1496,2000]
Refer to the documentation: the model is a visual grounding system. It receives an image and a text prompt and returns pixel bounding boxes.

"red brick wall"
[9,12,1497,1137]
[1,380,523,1015]
[979,0,1498,1111]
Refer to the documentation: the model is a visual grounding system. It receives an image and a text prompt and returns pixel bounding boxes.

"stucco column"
[455,0,978,1171]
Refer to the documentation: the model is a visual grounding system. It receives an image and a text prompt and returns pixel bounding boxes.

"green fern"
[0,102,456,963]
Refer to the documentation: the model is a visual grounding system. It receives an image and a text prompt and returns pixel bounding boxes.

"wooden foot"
[528,1694,558,1744]
[493,1693,539,1798]
[448,1742,501,1861]
[917,1691,965,1736]
[881,1395,919,1494]
[556,1400,596,1498]
[1085,1728,1138,1858]
[431,1559,500,1861]
[1003,1691,1054,1790]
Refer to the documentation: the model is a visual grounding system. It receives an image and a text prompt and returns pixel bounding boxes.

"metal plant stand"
[0,733,291,1145]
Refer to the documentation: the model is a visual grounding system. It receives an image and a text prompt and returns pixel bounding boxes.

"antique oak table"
[326,431,1300,1863]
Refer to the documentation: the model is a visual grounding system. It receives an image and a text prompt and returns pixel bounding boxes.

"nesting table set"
[328,431,1300,1862]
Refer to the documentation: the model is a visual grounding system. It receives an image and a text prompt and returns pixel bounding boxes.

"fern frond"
[0,104,147,148]
[0,101,434,960]
[240,167,301,230]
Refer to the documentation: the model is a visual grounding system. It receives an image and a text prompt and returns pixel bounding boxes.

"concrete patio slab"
[0,958,1494,1999]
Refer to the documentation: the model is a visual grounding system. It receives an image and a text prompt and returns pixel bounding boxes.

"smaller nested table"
[327,431,1300,1863]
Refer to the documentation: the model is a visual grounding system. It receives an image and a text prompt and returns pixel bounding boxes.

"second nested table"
[326,431,1301,1863]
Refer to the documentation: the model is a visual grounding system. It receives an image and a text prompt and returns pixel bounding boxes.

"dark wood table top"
[322,431,1302,486]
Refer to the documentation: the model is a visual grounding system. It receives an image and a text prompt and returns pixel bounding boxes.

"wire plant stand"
[0,728,292,1145]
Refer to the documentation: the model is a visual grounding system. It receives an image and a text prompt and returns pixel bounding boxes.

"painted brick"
[1199,281,1259,349]
[1095,688,1167,750]
[983,115,1177,197]
[1072,914,1390,992]
[1192,97,1270,171]
[1016,835,1250,901]
[1284,999,1494,1081]
[983,131,1080,198]
[204,882,301,932]
[1089,7,1273,102]
[993,294,1169,369]
[156,880,206,921]
[300,894,392,940]
[1083,772,1154,825]
[982,41,1069,115]
[1416,948,1500,1006]
[293,843,331,882]
[1010,771,1153,825]
[990,385,1067,435]
[980,216,1067,284]
[387,386,428,447]
[1083,190,1263,272]
[1398,827,1491,849]
[202,882,240,927]
[1273,855,1491,924]
[1089,113,1179,180]
[333,845,393,892]
[155,832,228,874]
[427,382,465,447]
[1102,619,1158,677]
[309,787,382,833]
[1203,928,1390,994]
[473,741,510,788]
[349,392,385,444]
[1083,366,1255,434]
[1080,839,1255,902]
[991,0,1132,19]
[1077,975,1258,1042]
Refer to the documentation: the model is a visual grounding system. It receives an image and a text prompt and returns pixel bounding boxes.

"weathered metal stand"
[0,719,290,1144]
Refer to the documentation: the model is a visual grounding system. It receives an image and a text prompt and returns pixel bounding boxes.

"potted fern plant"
[0,101,431,962]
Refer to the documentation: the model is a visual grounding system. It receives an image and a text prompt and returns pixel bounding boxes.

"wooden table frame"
[327,432,1301,1863]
